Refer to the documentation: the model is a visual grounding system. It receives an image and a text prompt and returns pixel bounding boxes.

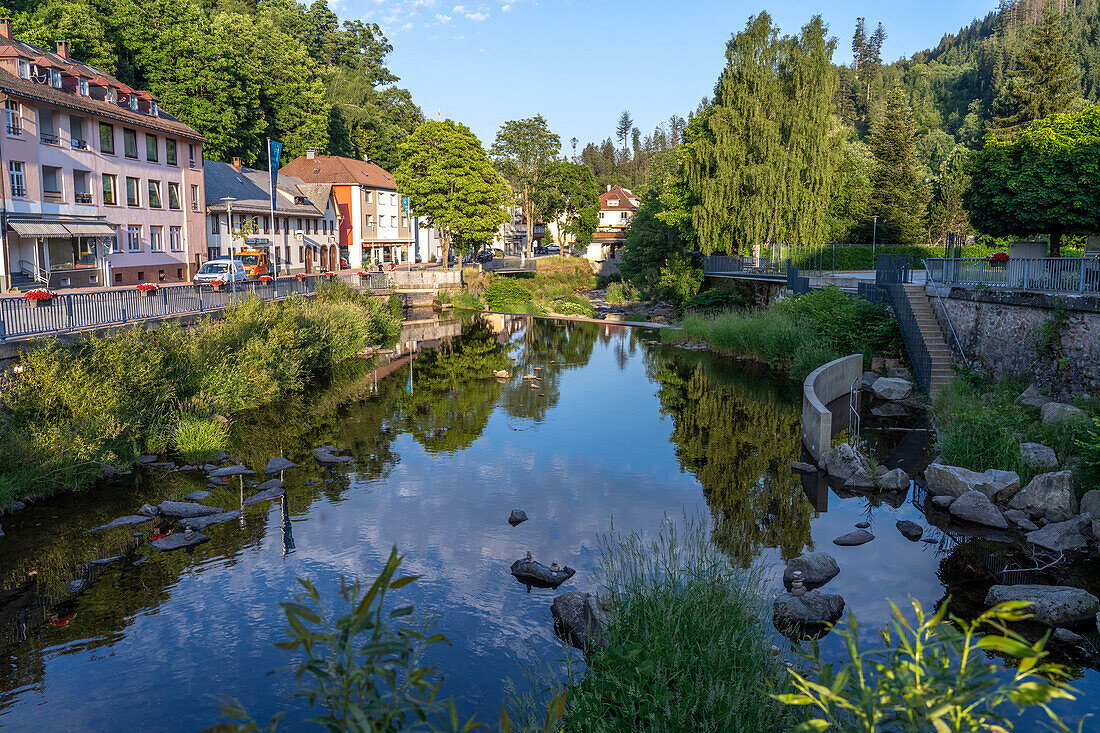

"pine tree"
[991,1,1081,137]
[868,87,929,244]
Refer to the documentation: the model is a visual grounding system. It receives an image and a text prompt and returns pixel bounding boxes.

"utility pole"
[871,215,879,260]
[222,196,236,259]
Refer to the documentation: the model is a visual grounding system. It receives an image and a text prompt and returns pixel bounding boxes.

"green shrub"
[777,598,1075,732]
[550,295,596,318]
[173,416,229,464]
[605,281,628,304]
[657,251,703,304]
[452,289,485,310]
[682,287,754,315]
[484,278,534,310]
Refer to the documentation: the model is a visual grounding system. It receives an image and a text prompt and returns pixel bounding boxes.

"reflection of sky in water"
[0,321,1096,730]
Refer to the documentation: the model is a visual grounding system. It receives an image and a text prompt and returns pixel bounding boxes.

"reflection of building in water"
[279,494,295,558]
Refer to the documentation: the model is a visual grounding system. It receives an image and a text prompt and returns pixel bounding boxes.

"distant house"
[586,184,639,275]
[203,158,339,274]
[493,205,546,256]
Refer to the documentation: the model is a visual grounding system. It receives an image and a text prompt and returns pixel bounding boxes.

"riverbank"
[0,280,402,506]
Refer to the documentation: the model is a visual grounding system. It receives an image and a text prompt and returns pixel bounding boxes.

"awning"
[9,221,71,236]
[63,222,117,237]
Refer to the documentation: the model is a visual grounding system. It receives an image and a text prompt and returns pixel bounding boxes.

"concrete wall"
[802,353,863,463]
[929,286,1100,397]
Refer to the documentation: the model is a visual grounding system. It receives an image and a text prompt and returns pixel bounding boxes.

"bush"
[173,416,229,464]
[681,286,754,315]
[657,251,703,304]
[452,290,485,310]
[550,295,596,318]
[605,281,628,304]
[484,278,534,311]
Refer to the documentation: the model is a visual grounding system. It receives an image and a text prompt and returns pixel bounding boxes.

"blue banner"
[268,139,283,211]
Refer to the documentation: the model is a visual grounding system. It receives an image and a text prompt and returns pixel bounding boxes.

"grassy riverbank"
[668,286,903,381]
[451,256,598,316]
[0,281,401,505]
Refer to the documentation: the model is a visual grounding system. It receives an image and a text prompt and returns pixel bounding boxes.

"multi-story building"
[0,22,205,290]
[281,151,413,268]
[586,184,639,275]
[204,158,339,274]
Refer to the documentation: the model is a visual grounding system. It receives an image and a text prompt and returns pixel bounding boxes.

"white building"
[586,184,639,275]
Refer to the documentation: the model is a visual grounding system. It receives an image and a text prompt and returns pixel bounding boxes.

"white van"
[194,259,246,286]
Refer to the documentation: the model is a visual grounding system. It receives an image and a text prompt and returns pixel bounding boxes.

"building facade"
[586,184,639,276]
[281,152,413,268]
[204,159,339,274]
[0,22,205,290]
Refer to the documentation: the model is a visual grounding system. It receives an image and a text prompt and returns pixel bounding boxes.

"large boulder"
[887,367,913,382]
[209,464,256,478]
[180,510,242,531]
[861,371,881,390]
[982,470,1022,503]
[1080,490,1100,519]
[151,532,210,552]
[1003,509,1039,532]
[158,501,223,518]
[783,552,840,590]
[264,456,296,475]
[985,585,1099,626]
[877,468,910,491]
[833,529,875,546]
[511,557,575,589]
[1026,516,1090,553]
[1008,471,1076,523]
[896,520,924,541]
[823,444,871,483]
[949,491,1009,529]
[1016,384,1052,410]
[773,591,845,639]
[1020,443,1059,471]
[1041,402,1086,425]
[924,464,990,498]
[551,591,608,652]
[871,377,913,401]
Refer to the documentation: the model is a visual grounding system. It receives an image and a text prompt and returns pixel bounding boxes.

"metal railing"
[923,261,970,369]
[0,275,331,341]
[925,257,1100,294]
[878,255,931,396]
[703,254,785,277]
[485,257,537,272]
[18,259,48,285]
[354,272,390,289]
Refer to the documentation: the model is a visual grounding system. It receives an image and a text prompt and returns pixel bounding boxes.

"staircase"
[902,284,954,398]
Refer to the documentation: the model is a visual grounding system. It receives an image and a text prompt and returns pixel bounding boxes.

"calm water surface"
[0,314,1096,730]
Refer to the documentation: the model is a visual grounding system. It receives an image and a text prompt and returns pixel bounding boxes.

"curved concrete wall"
[802,353,863,463]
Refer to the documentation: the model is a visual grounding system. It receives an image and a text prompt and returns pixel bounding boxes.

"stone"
[255,478,285,492]
[6,499,26,513]
[1026,516,1089,553]
[792,461,817,473]
[982,470,1022,503]
[1016,384,1052,410]
[1003,509,1039,532]
[871,403,910,418]
[773,590,845,636]
[949,491,1009,529]
[209,464,256,478]
[931,495,955,509]
[508,509,528,526]
[896,520,924,541]
[1053,627,1087,645]
[492,369,510,378]
[137,504,158,517]
[1008,471,1076,523]
[782,552,840,590]
[158,501,224,519]
[924,463,989,498]
[86,515,154,533]
[877,468,910,491]
[511,557,576,589]
[211,451,230,462]
[183,490,211,502]
[87,556,123,567]
[833,529,875,546]
[180,510,242,531]
[870,356,886,373]
[1080,490,1100,519]
[1020,443,1059,471]
[1041,402,1086,425]
[861,371,881,390]
[887,367,914,382]
[855,521,870,529]
[551,591,608,652]
[243,486,286,505]
[871,377,913,401]
[151,532,210,552]
[67,579,86,594]
[883,358,902,370]
[985,585,1099,626]
[265,456,296,475]
[823,444,871,482]
[313,446,353,465]
[876,465,888,476]
[845,468,875,489]
[139,454,159,464]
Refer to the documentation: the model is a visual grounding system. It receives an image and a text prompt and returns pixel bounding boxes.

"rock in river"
[985,585,1099,626]
[158,501,224,519]
[511,556,575,589]
[949,490,1009,529]
[783,552,840,590]
[896,520,924,541]
[773,590,845,639]
[184,490,211,502]
[209,464,256,478]
[151,532,210,552]
[180,510,242,531]
[86,515,154,533]
[243,486,286,505]
[871,377,913,401]
[551,591,608,652]
[255,478,285,492]
[823,444,871,483]
[1026,516,1090,553]
[265,456,296,475]
[508,509,528,526]
[877,468,910,491]
[1003,509,1039,532]
[833,529,874,546]
[1008,471,1076,524]
[924,463,1018,501]
[313,446,353,465]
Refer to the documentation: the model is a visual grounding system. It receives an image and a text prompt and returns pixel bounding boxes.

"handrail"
[925,256,1100,294]
[923,261,969,369]
[18,259,48,284]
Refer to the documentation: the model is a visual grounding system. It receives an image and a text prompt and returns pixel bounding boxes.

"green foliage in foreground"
[0,281,401,502]
[563,516,802,732]
[172,416,229,465]
[778,598,1078,732]
[673,286,903,381]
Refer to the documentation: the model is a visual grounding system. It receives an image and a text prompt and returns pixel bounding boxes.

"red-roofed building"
[586,184,640,275]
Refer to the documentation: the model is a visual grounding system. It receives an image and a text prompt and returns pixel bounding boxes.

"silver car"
[194,259,247,286]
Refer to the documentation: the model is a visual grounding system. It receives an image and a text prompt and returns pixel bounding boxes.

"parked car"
[194,259,247,286]
[545,244,561,255]
[475,250,494,264]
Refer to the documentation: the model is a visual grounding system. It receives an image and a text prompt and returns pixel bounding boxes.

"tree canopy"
[490,115,561,257]
[868,87,929,245]
[544,162,600,252]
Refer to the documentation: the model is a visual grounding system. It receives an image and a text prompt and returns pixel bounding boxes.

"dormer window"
[608,199,619,207]
[78,79,89,96]
[50,69,62,88]
[150,101,158,117]
[129,96,138,111]
[17,60,29,79]
[106,88,117,103]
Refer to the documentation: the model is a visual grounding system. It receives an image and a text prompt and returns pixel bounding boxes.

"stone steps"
[900,285,955,398]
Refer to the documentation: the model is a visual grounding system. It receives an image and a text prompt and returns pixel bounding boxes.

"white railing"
[925,257,1100,294]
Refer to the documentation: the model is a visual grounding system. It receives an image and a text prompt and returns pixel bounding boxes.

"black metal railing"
[877,254,930,395]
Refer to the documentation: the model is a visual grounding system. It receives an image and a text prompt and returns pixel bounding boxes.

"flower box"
[987,252,1009,267]
[356,271,369,278]
[259,275,273,283]
[136,282,158,297]
[25,288,53,306]
[295,273,307,280]
[211,280,225,291]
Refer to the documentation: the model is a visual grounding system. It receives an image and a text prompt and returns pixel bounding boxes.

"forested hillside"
[0,0,423,169]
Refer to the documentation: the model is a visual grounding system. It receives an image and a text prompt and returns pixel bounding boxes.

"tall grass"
[173,416,230,464]
[562,514,802,732]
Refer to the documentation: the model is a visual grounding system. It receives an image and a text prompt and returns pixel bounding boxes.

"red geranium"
[987,252,1009,265]
[136,282,158,293]
[25,288,53,301]
[295,273,307,280]
[356,270,369,277]
[211,279,226,287]
[259,275,273,283]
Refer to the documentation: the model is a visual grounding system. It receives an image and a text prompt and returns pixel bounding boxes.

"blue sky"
[333,0,998,151]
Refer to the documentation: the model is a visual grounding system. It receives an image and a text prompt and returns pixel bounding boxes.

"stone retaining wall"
[929,286,1100,397]
[802,353,863,463]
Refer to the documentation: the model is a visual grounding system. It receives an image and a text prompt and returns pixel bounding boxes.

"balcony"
[71,138,89,151]
[40,131,60,145]
[75,192,93,205]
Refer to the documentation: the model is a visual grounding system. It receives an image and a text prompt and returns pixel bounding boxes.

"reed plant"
[172,416,230,464]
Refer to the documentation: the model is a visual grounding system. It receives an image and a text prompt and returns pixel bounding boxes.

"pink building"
[0,21,205,290]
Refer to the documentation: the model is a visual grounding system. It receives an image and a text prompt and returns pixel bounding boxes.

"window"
[106,87,117,104]
[147,180,161,208]
[78,79,89,96]
[41,166,62,202]
[127,225,141,252]
[17,59,29,79]
[274,216,280,234]
[69,115,87,149]
[8,162,26,197]
[50,69,61,88]
[126,177,140,207]
[166,139,177,166]
[621,211,628,219]
[74,170,91,204]
[188,143,196,169]
[129,96,138,111]
[391,215,396,228]
[190,184,199,212]
[145,133,158,162]
[151,101,158,117]
[99,122,114,154]
[102,174,118,205]
[123,129,138,158]
[150,226,163,252]
[365,214,372,228]
[167,182,180,210]
[38,108,58,144]
[5,100,20,136]
[261,216,268,234]
[364,191,371,204]
[390,194,396,205]
[176,268,182,279]
[170,226,182,252]
[212,215,219,235]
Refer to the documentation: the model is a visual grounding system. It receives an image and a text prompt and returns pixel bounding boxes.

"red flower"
[259,275,273,283]
[25,289,53,301]
[356,270,368,277]
[211,279,226,287]
[136,282,158,293]
[988,252,1009,265]
[295,273,307,279]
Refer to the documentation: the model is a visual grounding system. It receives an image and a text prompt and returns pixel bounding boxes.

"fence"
[925,257,1100,294]
[703,254,785,277]
[484,257,537,272]
[0,275,337,341]
[877,255,931,396]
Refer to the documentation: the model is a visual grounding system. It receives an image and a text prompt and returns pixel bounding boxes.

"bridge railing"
[925,257,1100,294]
[703,255,785,276]
[485,257,537,272]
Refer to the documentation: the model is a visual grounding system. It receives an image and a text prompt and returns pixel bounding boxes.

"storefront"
[6,219,117,289]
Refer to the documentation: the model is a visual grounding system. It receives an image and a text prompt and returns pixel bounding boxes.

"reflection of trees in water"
[650,358,811,565]
[501,319,598,423]
[398,317,510,453]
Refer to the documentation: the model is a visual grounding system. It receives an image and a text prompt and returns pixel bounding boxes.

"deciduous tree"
[490,115,561,257]
[544,162,600,253]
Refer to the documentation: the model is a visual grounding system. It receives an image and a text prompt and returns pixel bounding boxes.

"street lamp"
[871,215,879,260]
[221,196,236,259]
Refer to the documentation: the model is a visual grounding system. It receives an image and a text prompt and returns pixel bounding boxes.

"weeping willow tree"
[680,13,842,253]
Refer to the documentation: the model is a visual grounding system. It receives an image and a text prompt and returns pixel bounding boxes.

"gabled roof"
[280,155,399,190]
[295,183,336,215]
[600,185,640,211]
[204,161,324,216]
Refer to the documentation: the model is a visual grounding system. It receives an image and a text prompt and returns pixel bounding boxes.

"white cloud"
[466,11,489,21]
[453,4,466,12]
[435,12,452,24]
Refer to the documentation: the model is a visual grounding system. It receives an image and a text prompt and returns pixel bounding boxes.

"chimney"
[0,19,10,40]
[306,148,316,160]
[363,155,371,163]
[606,184,611,192]
[232,157,241,172]
[55,41,68,59]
